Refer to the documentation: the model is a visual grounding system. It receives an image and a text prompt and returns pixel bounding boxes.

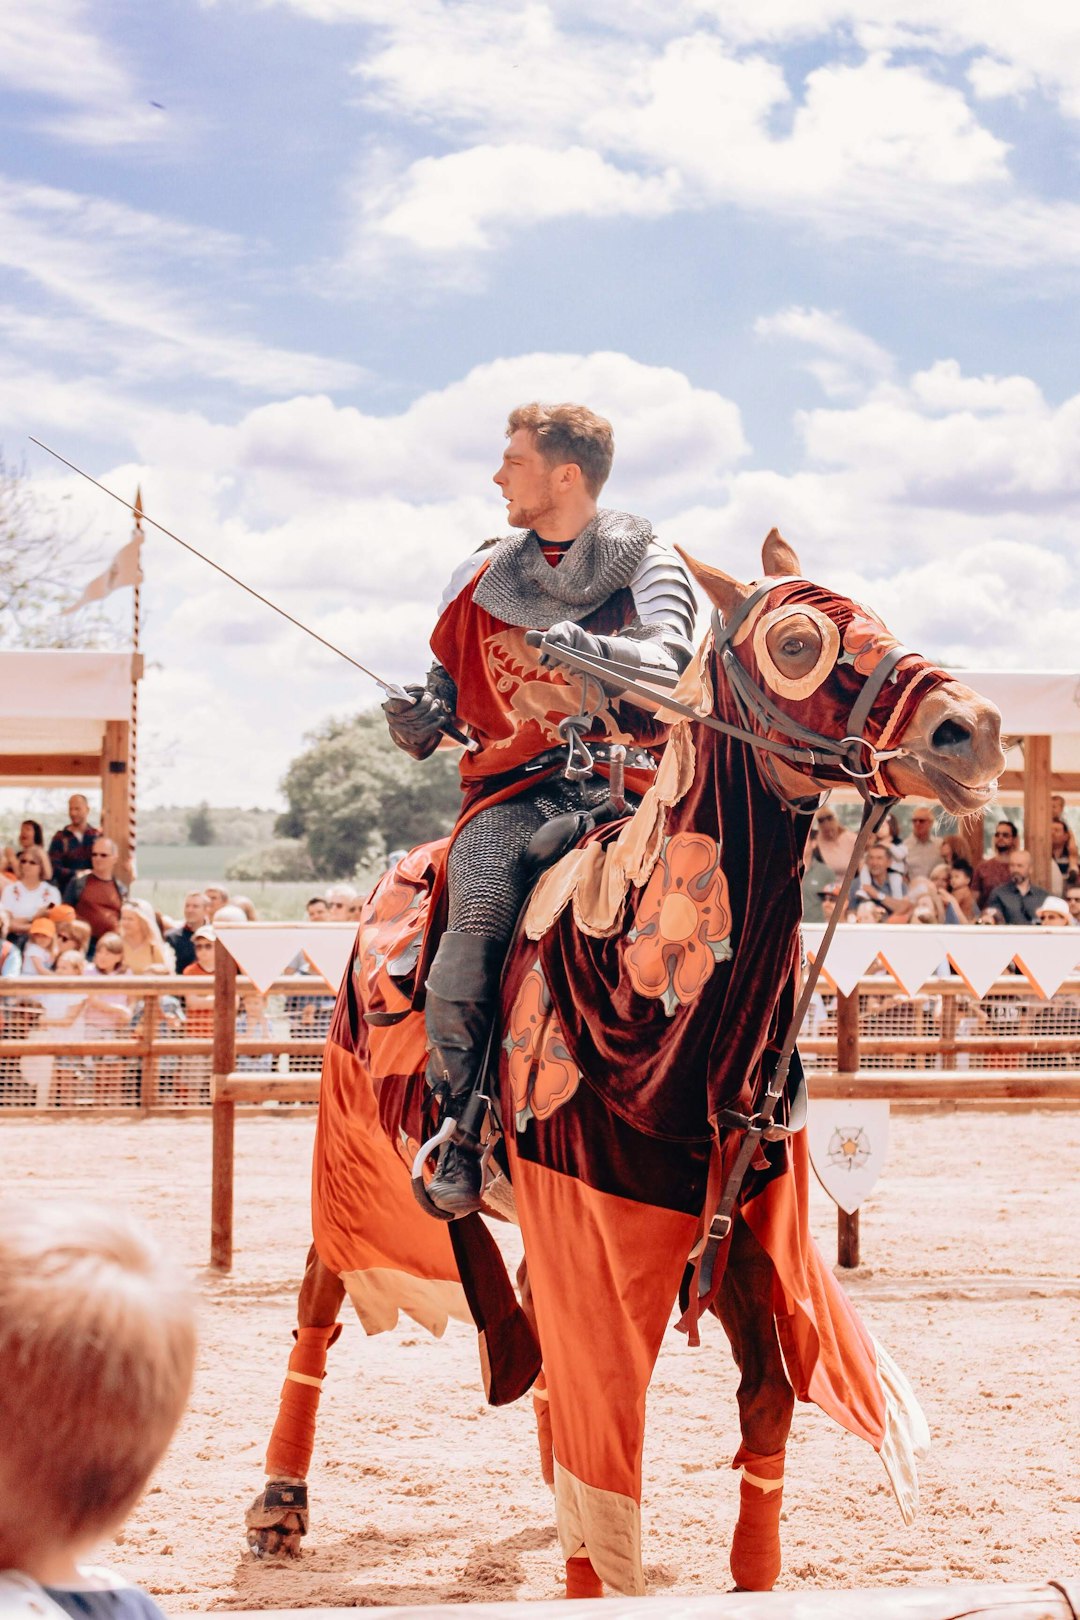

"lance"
[30,437,478,752]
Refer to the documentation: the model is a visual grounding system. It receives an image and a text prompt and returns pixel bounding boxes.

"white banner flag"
[63,535,142,614]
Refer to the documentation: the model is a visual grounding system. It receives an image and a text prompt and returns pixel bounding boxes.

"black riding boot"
[422,931,505,1218]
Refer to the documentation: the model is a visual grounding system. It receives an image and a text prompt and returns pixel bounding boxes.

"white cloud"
[0,176,363,393]
[967,55,1037,103]
[357,144,677,258]
[755,305,894,398]
[0,0,165,146]
[26,339,1080,804]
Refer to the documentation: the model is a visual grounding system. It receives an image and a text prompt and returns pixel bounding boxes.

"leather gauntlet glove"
[383,685,449,760]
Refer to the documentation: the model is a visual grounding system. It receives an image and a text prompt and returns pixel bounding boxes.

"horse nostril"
[932,718,972,751]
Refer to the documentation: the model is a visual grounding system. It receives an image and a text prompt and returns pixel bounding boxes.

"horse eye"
[781,637,806,658]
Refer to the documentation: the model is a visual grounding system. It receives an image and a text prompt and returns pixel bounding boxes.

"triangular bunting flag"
[874,930,951,996]
[1009,931,1080,1000]
[809,927,884,996]
[944,929,1017,999]
[214,926,302,994]
[301,924,358,991]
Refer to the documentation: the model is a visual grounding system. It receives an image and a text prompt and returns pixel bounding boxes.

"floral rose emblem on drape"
[503,959,581,1131]
[840,612,902,677]
[624,831,732,1017]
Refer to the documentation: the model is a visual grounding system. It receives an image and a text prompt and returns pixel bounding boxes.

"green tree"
[186,801,215,846]
[277,709,462,878]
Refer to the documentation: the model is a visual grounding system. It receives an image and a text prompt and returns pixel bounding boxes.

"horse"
[245,530,1004,1596]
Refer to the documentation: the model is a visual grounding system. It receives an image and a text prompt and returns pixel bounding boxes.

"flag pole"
[129,487,143,881]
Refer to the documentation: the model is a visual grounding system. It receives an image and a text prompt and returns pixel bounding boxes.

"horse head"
[677,528,1005,815]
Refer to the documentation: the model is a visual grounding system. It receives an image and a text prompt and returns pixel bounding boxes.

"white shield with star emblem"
[807,1099,891,1216]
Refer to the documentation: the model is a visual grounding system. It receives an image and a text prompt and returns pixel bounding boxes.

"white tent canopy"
[0,650,140,877]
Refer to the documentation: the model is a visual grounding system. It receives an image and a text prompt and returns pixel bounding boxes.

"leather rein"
[534,576,922,1313]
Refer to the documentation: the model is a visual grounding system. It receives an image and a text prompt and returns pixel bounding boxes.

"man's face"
[993,822,1017,854]
[327,895,351,920]
[1067,888,1080,922]
[306,899,328,921]
[69,795,89,830]
[492,429,563,531]
[1009,849,1032,885]
[184,893,209,929]
[205,887,228,916]
[866,846,889,881]
[910,811,934,841]
[1038,907,1069,928]
[90,841,116,880]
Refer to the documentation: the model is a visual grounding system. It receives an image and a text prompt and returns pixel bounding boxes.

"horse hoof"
[245,1482,308,1560]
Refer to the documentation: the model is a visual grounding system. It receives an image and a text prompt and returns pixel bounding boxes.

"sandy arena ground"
[1,1108,1077,1609]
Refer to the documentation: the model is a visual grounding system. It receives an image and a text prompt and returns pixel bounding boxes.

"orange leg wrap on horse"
[729,1445,785,1592]
[532,1371,554,1488]
[264,1322,342,1480]
[565,1557,603,1599]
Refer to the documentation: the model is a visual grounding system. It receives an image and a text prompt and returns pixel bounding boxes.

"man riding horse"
[383,401,696,1216]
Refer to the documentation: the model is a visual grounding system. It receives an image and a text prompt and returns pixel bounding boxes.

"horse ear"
[674,545,751,620]
[762,527,801,577]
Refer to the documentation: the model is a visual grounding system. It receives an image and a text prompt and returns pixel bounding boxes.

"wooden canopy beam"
[0,753,102,777]
[1023,735,1052,889]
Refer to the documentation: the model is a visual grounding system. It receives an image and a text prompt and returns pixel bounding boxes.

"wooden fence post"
[835,988,860,1268]
[211,946,238,1270]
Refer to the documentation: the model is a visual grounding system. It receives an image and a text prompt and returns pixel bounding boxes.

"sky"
[4,0,1080,809]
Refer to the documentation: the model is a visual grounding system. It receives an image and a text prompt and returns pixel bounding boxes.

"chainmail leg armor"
[446,775,628,944]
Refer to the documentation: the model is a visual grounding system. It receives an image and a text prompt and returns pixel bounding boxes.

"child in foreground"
[0,1201,196,1617]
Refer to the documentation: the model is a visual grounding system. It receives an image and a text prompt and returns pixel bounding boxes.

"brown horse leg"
[245,1243,345,1559]
[714,1212,794,1592]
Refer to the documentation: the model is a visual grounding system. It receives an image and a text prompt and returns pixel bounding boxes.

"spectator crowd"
[0,794,369,1107]
[805,794,1080,931]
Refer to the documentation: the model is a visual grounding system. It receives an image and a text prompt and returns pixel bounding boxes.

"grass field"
[131,846,323,921]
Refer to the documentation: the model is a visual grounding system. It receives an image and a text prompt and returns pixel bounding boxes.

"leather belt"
[522,744,657,775]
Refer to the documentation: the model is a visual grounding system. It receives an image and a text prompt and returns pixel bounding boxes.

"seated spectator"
[809,808,857,878]
[47,795,101,896]
[1035,895,1071,928]
[0,917,22,977]
[48,951,90,1106]
[0,1199,195,1616]
[85,934,134,1102]
[1049,817,1080,895]
[818,882,850,925]
[63,838,127,957]
[179,926,216,1103]
[873,811,908,875]
[986,849,1049,925]
[22,918,57,975]
[305,896,328,921]
[204,884,230,918]
[973,820,1018,908]
[850,843,913,919]
[165,892,208,974]
[902,807,942,882]
[325,882,359,920]
[947,859,980,922]
[119,902,175,974]
[55,918,92,961]
[929,863,964,924]
[1066,882,1080,927]
[1,848,61,939]
[1,820,44,883]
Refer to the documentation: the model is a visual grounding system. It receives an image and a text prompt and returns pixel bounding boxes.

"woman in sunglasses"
[0,847,61,938]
